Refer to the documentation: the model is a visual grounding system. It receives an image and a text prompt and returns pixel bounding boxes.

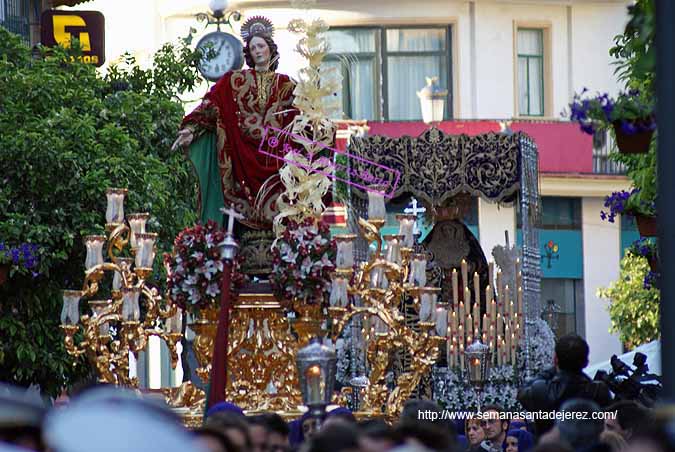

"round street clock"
[196,31,244,82]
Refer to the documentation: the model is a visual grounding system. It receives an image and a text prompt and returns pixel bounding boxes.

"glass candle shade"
[367,189,386,220]
[335,235,355,269]
[408,254,427,287]
[384,235,403,265]
[329,276,349,308]
[127,213,150,248]
[122,287,141,321]
[419,290,437,323]
[166,307,183,333]
[135,233,157,268]
[61,290,82,325]
[396,214,417,248]
[105,188,128,224]
[84,235,106,271]
[89,300,110,336]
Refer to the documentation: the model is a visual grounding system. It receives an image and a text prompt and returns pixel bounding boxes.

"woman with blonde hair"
[465,419,486,452]
[600,430,628,452]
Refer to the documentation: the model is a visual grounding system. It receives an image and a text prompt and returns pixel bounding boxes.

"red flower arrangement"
[164,220,245,314]
[270,217,336,304]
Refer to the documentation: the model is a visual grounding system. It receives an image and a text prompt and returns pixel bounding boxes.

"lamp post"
[464,339,491,410]
[417,77,448,125]
[296,337,337,420]
[197,0,241,31]
[207,205,243,408]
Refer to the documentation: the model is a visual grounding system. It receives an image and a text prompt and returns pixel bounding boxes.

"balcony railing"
[593,130,626,175]
[0,0,31,43]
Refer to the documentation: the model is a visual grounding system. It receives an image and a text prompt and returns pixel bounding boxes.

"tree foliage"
[598,252,660,350]
[0,27,203,395]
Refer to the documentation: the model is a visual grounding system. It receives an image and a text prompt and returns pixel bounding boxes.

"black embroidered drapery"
[347,127,529,206]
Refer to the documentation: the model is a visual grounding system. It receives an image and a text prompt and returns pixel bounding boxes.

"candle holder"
[296,337,337,419]
[61,188,181,387]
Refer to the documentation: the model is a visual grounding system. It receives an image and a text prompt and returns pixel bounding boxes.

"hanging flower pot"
[0,264,8,286]
[635,214,657,237]
[612,119,655,155]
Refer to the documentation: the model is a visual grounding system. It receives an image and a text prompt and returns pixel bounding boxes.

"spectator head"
[465,418,486,447]
[358,419,400,452]
[531,442,573,452]
[193,426,240,452]
[600,430,628,452]
[303,423,360,452]
[206,411,252,451]
[505,429,534,452]
[604,401,651,440]
[394,419,455,452]
[324,407,357,428]
[554,334,589,372]
[206,401,245,418]
[480,405,508,446]
[556,399,604,449]
[0,383,46,451]
[247,413,289,452]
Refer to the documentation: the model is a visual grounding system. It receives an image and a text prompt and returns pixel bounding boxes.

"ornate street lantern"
[464,339,491,390]
[296,338,337,418]
[417,77,448,124]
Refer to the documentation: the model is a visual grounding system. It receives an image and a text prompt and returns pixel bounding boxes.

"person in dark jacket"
[517,334,612,435]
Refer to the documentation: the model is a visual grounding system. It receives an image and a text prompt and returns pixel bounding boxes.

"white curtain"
[387,56,444,121]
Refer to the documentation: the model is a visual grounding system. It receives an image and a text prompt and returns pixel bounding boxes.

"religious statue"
[172,17,298,230]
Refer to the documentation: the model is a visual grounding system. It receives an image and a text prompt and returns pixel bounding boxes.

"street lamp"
[464,339,491,390]
[296,338,337,419]
[417,76,448,124]
[197,0,241,30]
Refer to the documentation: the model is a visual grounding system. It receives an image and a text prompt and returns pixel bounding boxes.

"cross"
[220,205,244,236]
[404,197,426,234]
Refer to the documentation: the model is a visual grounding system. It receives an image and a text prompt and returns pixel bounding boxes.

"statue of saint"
[173,17,298,229]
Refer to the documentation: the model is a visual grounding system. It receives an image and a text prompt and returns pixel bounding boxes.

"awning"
[50,0,94,7]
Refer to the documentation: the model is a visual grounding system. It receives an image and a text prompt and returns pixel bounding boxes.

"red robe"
[182,69,298,228]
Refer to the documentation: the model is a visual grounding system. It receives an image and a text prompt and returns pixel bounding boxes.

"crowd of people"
[0,334,671,452]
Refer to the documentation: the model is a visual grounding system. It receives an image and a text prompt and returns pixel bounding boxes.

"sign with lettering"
[41,10,105,66]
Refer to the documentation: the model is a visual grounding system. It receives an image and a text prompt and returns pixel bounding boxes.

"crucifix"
[404,197,426,235]
[221,205,244,239]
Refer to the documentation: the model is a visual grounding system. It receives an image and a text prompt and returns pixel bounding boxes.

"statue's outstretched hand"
[171,129,194,151]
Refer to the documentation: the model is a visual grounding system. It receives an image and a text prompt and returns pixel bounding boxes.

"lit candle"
[466,313,473,338]
[473,272,480,308]
[459,301,465,327]
[490,298,497,326]
[458,324,464,347]
[497,313,503,338]
[451,311,458,331]
[509,300,515,328]
[448,343,455,368]
[488,261,495,288]
[460,343,465,370]
[464,287,471,322]
[511,332,517,364]
[482,313,487,337]
[497,335,503,366]
[496,270,503,305]
[504,285,511,319]
[452,269,459,304]
[505,324,511,364]
[305,364,323,404]
[517,287,523,319]
[501,338,507,367]
[367,189,386,220]
[435,308,447,336]
[473,302,480,333]
[461,259,468,292]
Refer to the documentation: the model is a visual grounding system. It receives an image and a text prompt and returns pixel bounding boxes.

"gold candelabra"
[327,191,446,419]
[61,188,183,386]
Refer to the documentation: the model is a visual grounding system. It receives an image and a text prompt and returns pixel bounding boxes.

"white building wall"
[582,197,623,363]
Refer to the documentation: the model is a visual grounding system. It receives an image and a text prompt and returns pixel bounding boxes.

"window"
[325,26,452,121]
[517,28,544,116]
[541,278,584,337]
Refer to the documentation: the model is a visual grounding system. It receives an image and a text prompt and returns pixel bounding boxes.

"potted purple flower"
[568,89,655,154]
[629,238,659,272]
[0,242,41,285]
[600,189,656,237]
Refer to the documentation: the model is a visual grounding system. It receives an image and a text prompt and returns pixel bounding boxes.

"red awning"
[362,120,593,174]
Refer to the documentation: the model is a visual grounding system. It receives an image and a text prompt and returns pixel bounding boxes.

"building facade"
[45,0,634,382]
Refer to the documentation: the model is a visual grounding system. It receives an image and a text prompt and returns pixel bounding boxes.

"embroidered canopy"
[347,127,532,206]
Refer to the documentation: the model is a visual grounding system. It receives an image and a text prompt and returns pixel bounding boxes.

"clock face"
[196,31,244,82]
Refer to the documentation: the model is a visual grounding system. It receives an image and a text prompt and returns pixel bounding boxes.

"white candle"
[135,233,157,268]
[84,235,105,270]
[396,214,416,248]
[105,188,127,224]
[435,308,447,336]
[336,236,355,268]
[461,260,468,291]
[61,290,81,325]
[128,213,149,248]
